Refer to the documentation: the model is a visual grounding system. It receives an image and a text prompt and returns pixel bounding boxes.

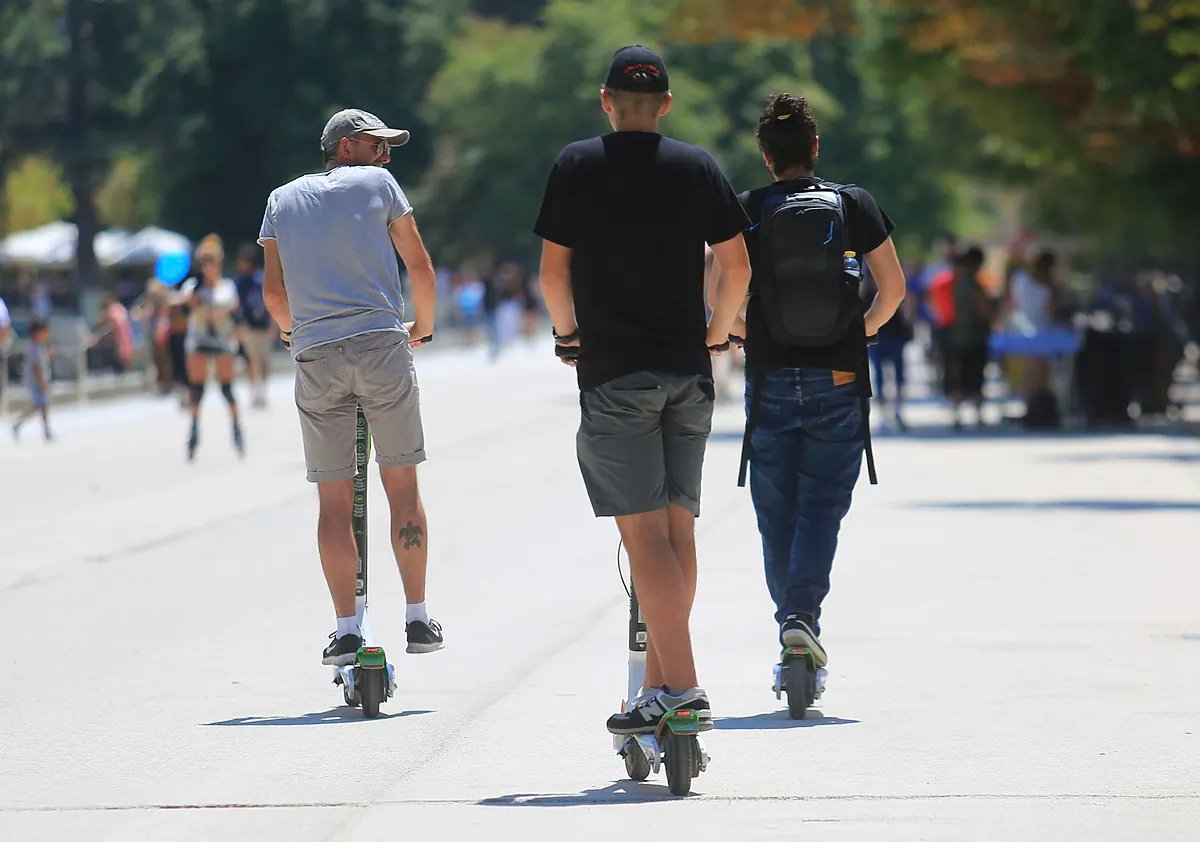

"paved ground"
[2,344,1198,841]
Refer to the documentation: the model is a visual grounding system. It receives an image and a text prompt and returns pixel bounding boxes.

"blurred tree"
[668,0,1200,258]
[471,0,548,23]
[2,155,75,232]
[418,0,729,262]
[0,0,200,285]
[419,0,951,260]
[136,0,467,252]
[96,153,161,230]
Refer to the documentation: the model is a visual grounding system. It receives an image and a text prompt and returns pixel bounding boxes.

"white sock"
[335,615,360,639]
[406,602,429,625]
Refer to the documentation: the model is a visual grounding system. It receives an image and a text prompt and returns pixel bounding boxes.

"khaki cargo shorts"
[293,330,426,483]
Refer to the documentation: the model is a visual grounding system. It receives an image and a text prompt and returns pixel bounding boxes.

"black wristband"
[552,327,579,344]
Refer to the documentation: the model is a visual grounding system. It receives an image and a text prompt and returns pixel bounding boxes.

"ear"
[339,137,354,160]
[761,151,775,174]
[659,92,673,117]
[812,135,820,162]
[600,87,614,115]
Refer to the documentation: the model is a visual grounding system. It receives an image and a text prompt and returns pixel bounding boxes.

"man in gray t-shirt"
[260,108,445,665]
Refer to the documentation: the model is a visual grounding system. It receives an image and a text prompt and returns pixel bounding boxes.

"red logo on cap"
[624,63,661,79]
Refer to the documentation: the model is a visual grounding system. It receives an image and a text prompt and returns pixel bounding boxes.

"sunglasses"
[349,136,389,158]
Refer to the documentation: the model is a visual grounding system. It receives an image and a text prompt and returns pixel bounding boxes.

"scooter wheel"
[664,732,695,796]
[359,668,386,719]
[622,740,651,782]
[785,659,814,720]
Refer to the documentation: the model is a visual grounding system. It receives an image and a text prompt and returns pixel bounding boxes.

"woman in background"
[182,235,244,461]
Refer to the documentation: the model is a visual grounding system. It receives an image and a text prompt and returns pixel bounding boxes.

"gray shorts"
[577,371,715,518]
[293,330,425,483]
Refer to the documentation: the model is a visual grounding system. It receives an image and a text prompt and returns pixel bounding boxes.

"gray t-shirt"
[258,165,413,356]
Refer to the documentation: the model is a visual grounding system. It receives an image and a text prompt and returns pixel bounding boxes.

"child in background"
[13,321,54,442]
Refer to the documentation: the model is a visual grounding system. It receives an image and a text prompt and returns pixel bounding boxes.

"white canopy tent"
[0,222,191,268]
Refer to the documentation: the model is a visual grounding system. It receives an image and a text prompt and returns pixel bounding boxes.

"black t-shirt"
[534,132,748,390]
[739,177,894,372]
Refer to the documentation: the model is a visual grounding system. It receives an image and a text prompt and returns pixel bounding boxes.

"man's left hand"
[406,321,434,348]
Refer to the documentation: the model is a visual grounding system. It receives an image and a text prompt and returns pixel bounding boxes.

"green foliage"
[96,153,161,230]
[872,0,1200,257]
[418,0,952,260]
[2,155,74,233]
[3,0,1193,273]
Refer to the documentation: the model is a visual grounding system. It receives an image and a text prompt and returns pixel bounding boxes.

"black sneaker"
[322,632,362,666]
[232,422,245,458]
[606,686,713,735]
[187,423,199,462]
[405,619,444,654]
[780,613,828,667]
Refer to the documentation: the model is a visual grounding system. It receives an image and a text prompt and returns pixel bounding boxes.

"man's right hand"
[552,328,580,367]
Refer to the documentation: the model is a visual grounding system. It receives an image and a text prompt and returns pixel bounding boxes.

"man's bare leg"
[380,465,428,603]
[642,504,700,689]
[616,508,698,691]
[317,478,357,618]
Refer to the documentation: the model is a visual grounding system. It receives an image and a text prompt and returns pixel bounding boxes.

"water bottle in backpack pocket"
[755,183,862,347]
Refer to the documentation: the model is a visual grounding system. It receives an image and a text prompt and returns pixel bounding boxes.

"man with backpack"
[733,93,905,669]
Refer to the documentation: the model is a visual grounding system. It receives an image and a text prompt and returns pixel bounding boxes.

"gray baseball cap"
[320,108,410,154]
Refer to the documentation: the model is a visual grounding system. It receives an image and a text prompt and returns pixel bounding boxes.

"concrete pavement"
[2,344,1198,840]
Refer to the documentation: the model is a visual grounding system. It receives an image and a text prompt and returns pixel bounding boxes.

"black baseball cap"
[604,45,669,94]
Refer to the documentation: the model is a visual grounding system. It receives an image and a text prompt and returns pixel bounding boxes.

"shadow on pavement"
[203,707,434,726]
[714,711,860,730]
[909,499,1200,513]
[1042,450,1200,464]
[479,781,689,807]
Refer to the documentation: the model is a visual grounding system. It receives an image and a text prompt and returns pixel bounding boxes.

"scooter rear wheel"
[785,658,814,720]
[664,732,695,796]
[359,668,386,718]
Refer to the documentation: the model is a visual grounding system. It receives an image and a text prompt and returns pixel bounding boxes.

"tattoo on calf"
[398,522,424,550]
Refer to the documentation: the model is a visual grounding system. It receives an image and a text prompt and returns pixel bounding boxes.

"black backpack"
[738,179,878,487]
[753,180,862,347]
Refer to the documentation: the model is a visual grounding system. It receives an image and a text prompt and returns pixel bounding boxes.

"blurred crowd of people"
[868,234,1197,431]
[2,228,1193,440]
[437,260,544,359]
[1,241,547,447]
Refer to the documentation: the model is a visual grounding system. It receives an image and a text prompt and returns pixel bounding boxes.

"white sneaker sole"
[406,641,445,654]
[781,627,828,668]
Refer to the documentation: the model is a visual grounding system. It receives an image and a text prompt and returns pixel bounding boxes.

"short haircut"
[605,87,668,119]
[756,93,819,173]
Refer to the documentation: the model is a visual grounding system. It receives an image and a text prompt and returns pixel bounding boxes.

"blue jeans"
[869,337,907,404]
[746,368,865,635]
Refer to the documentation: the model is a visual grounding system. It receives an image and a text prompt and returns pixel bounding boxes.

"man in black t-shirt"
[735,93,906,678]
[535,45,751,735]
